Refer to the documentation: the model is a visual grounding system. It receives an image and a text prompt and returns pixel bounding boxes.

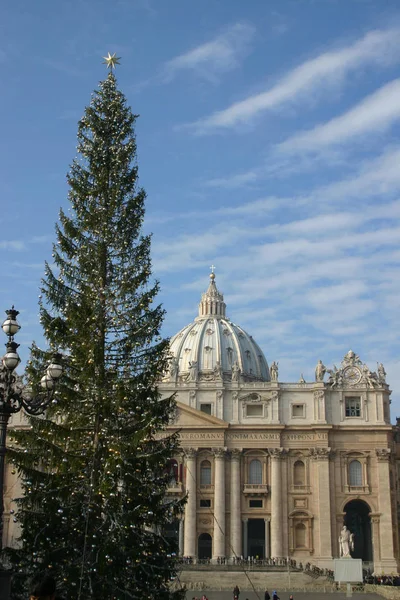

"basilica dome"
[168,273,270,382]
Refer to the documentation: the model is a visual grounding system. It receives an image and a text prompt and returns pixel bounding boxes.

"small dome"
[168,273,270,382]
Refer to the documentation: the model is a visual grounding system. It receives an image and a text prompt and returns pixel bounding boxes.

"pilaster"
[311,447,333,565]
[375,448,397,572]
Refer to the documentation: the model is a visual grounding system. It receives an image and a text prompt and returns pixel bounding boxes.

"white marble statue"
[214,360,223,379]
[169,356,179,379]
[232,361,241,382]
[315,359,327,382]
[270,361,278,382]
[377,362,386,384]
[339,526,354,558]
[188,360,198,382]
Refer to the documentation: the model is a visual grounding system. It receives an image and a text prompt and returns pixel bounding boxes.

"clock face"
[343,366,361,385]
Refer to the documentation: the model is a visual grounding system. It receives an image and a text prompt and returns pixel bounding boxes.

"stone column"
[265,518,271,558]
[312,448,333,566]
[213,448,226,560]
[179,519,184,556]
[230,450,242,559]
[270,448,285,558]
[183,448,197,558]
[375,449,397,572]
[243,518,248,558]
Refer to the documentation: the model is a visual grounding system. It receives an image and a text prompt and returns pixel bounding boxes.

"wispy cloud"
[205,170,260,189]
[277,78,400,153]
[185,28,400,133]
[163,22,255,82]
[0,240,25,251]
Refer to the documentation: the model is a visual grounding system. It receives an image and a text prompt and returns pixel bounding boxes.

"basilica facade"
[159,273,399,574]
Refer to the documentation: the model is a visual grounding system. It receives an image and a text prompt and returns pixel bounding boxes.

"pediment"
[172,402,228,429]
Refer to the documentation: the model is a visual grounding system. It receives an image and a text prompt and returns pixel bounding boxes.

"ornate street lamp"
[0,307,63,548]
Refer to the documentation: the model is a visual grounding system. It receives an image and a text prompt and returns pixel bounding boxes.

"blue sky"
[2,0,400,417]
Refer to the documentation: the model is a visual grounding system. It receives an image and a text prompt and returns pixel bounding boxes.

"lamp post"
[0,307,63,549]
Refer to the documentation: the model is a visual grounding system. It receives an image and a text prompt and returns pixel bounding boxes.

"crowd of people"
[178,555,333,578]
[364,573,400,586]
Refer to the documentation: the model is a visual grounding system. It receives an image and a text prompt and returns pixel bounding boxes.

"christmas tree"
[6,54,184,600]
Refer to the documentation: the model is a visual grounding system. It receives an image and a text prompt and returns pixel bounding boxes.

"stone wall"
[172,570,334,591]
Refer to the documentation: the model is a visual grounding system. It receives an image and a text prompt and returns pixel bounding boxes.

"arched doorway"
[344,500,372,561]
[198,533,212,559]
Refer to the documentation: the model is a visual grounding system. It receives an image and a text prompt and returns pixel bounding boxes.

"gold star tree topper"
[103,52,121,70]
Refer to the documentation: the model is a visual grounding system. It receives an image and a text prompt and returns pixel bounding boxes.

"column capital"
[369,513,381,524]
[184,447,198,459]
[213,447,227,459]
[230,449,242,460]
[269,447,287,459]
[376,448,391,462]
[310,447,333,460]
[336,513,345,523]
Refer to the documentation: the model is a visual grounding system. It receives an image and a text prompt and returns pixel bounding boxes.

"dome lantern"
[198,272,226,318]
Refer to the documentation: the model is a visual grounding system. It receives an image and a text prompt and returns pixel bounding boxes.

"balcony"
[243,484,270,495]
[199,484,214,492]
[290,485,311,494]
[344,485,370,494]
[166,481,183,494]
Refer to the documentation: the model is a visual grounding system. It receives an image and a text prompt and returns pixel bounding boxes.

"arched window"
[293,460,305,486]
[295,523,306,548]
[200,460,211,485]
[249,459,262,484]
[349,460,362,486]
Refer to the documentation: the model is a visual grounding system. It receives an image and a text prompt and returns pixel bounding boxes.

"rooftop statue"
[270,361,278,382]
[315,359,326,382]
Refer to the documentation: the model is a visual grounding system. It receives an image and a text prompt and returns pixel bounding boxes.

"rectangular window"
[292,404,305,418]
[246,404,263,417]
[249,499,263,508]
[200,499,211,508]
[200,404,212,415]
[345,396,361,417]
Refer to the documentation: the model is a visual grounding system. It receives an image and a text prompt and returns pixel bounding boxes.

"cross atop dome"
[198,268,226,318]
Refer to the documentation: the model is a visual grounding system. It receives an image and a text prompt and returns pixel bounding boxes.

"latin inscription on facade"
[226,433,280,441]
[180,432,224,440]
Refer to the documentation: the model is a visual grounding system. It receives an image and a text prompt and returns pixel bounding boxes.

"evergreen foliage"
[6,70,184,600]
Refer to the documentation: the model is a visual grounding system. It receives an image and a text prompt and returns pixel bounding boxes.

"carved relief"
[230,449,242,460]
[327,350,382,389]
[269,447,287,459]
[310,447,333,460]
[189,390,196,408]
[184,448,197,459]
[313,390,324,402]
[375,448,391,461]
[294,498,308,509]
[213,447,227,459]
